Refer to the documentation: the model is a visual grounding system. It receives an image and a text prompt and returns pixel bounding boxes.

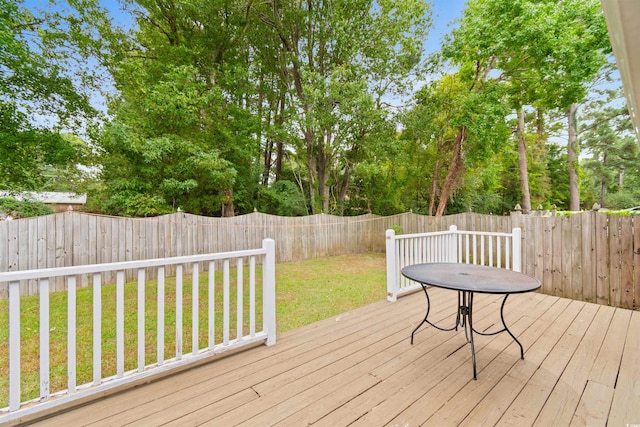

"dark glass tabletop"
[401,263,541,294]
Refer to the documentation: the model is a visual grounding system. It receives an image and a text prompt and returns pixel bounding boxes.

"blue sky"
[428,0,467,52]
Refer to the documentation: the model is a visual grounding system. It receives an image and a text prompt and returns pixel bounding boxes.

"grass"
[0,252,386,407]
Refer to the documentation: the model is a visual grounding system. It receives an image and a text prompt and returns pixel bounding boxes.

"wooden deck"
[18,289,640,426]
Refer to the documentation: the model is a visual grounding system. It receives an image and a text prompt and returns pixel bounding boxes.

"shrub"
[0,198,55,218]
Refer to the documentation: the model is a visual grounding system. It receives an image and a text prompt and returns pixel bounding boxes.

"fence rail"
[0,239,276,423]
[0,210,638,309]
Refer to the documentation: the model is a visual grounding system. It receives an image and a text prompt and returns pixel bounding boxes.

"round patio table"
[401,262,541,380]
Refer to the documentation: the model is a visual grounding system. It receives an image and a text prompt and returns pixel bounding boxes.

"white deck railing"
[386,225,522,301]
[0,238,276,423]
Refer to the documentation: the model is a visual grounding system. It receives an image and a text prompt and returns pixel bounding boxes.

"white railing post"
[67,276,77,393]
[40,279,50,400]
[191,264,199,356]
[116,271,125,377]
[9,281,21,411]
[385,229,398,302]
[92,274,102,385]
[512,227,522,272]
[138,269,146,371]
[263,238,276,346]
[448,225,458,262]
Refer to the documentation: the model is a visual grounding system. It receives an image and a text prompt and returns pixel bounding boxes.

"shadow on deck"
[15,289,640,426]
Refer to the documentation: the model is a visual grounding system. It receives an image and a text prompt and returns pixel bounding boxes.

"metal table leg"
[411,284,461,344]
[470,294,524,359]
[412,289,525,380]
[467,291,477,379]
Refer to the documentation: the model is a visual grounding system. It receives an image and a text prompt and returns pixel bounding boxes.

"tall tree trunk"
[568,103,579,211]
[275,141,283,181]
[319,149,330,213]
[517,108,532,213]
[435,126,466,216]
[274,92,286,181]
[536,108,545,146]
[263,136,274,186]
[619,168,624,188]
[428,160,440,217]
[222,188,235,217]
[306,130,318,214]
[600,153,607,207]
[337,163,352,215]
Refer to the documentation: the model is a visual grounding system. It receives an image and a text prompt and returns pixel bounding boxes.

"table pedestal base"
[411,286,524,380]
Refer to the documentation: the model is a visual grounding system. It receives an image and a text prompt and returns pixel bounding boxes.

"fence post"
[512,227,522,272]
[448,225,458,262]
[510,205,523,231]
[262,238,276,345]
[385,229,397,302]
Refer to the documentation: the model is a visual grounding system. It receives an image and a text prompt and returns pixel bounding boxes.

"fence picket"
[581,212,596,304]
[620,217,634,309]
[609,216,622,307]
[570,214,583,302]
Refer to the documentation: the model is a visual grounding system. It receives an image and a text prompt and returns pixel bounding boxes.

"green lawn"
[0,252,386,407]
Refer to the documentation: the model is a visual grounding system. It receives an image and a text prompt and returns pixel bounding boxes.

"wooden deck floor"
[21,289,640,426]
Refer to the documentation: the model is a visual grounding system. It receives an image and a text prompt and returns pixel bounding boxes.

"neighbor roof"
[0,191,87,204]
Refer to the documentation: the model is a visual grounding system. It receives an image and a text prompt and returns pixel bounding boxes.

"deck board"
[533,305,615,427]
[19,289,640,427]
[607,310,640,426]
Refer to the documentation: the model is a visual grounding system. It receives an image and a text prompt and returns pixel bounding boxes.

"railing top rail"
[0,247,267,282]
[452,230,516,237]
[393,230,455,240]
[391,229,517,240]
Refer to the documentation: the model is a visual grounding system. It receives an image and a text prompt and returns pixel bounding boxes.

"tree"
[0,0,100,190]
[581,90,639,208]
[95,0,262,216]
[256,0,431,214]
[440,0,610,213]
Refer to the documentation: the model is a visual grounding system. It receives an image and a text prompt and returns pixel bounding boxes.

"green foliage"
[399,72,511,215]
[0,104,92,191]
[388,225,403,235]
[0,0,98,128]
[0,0,103,191]
[433,0,611,214]
[580,86,640,209]
[545,144,571,210]
[0,198,54,218]
[255,0,432,214]
[94,2,261,216]
[605,191,640,211]
[10,0,623,218]
[100,188,173,217]
[257,180,308,217]
[346,159,406,216]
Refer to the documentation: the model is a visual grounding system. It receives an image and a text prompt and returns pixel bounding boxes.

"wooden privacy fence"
[0,210,638,309]
[518,211,640,310]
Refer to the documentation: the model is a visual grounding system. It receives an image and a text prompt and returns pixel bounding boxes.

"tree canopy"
[4,0,638,217]
[0,0,101,190]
